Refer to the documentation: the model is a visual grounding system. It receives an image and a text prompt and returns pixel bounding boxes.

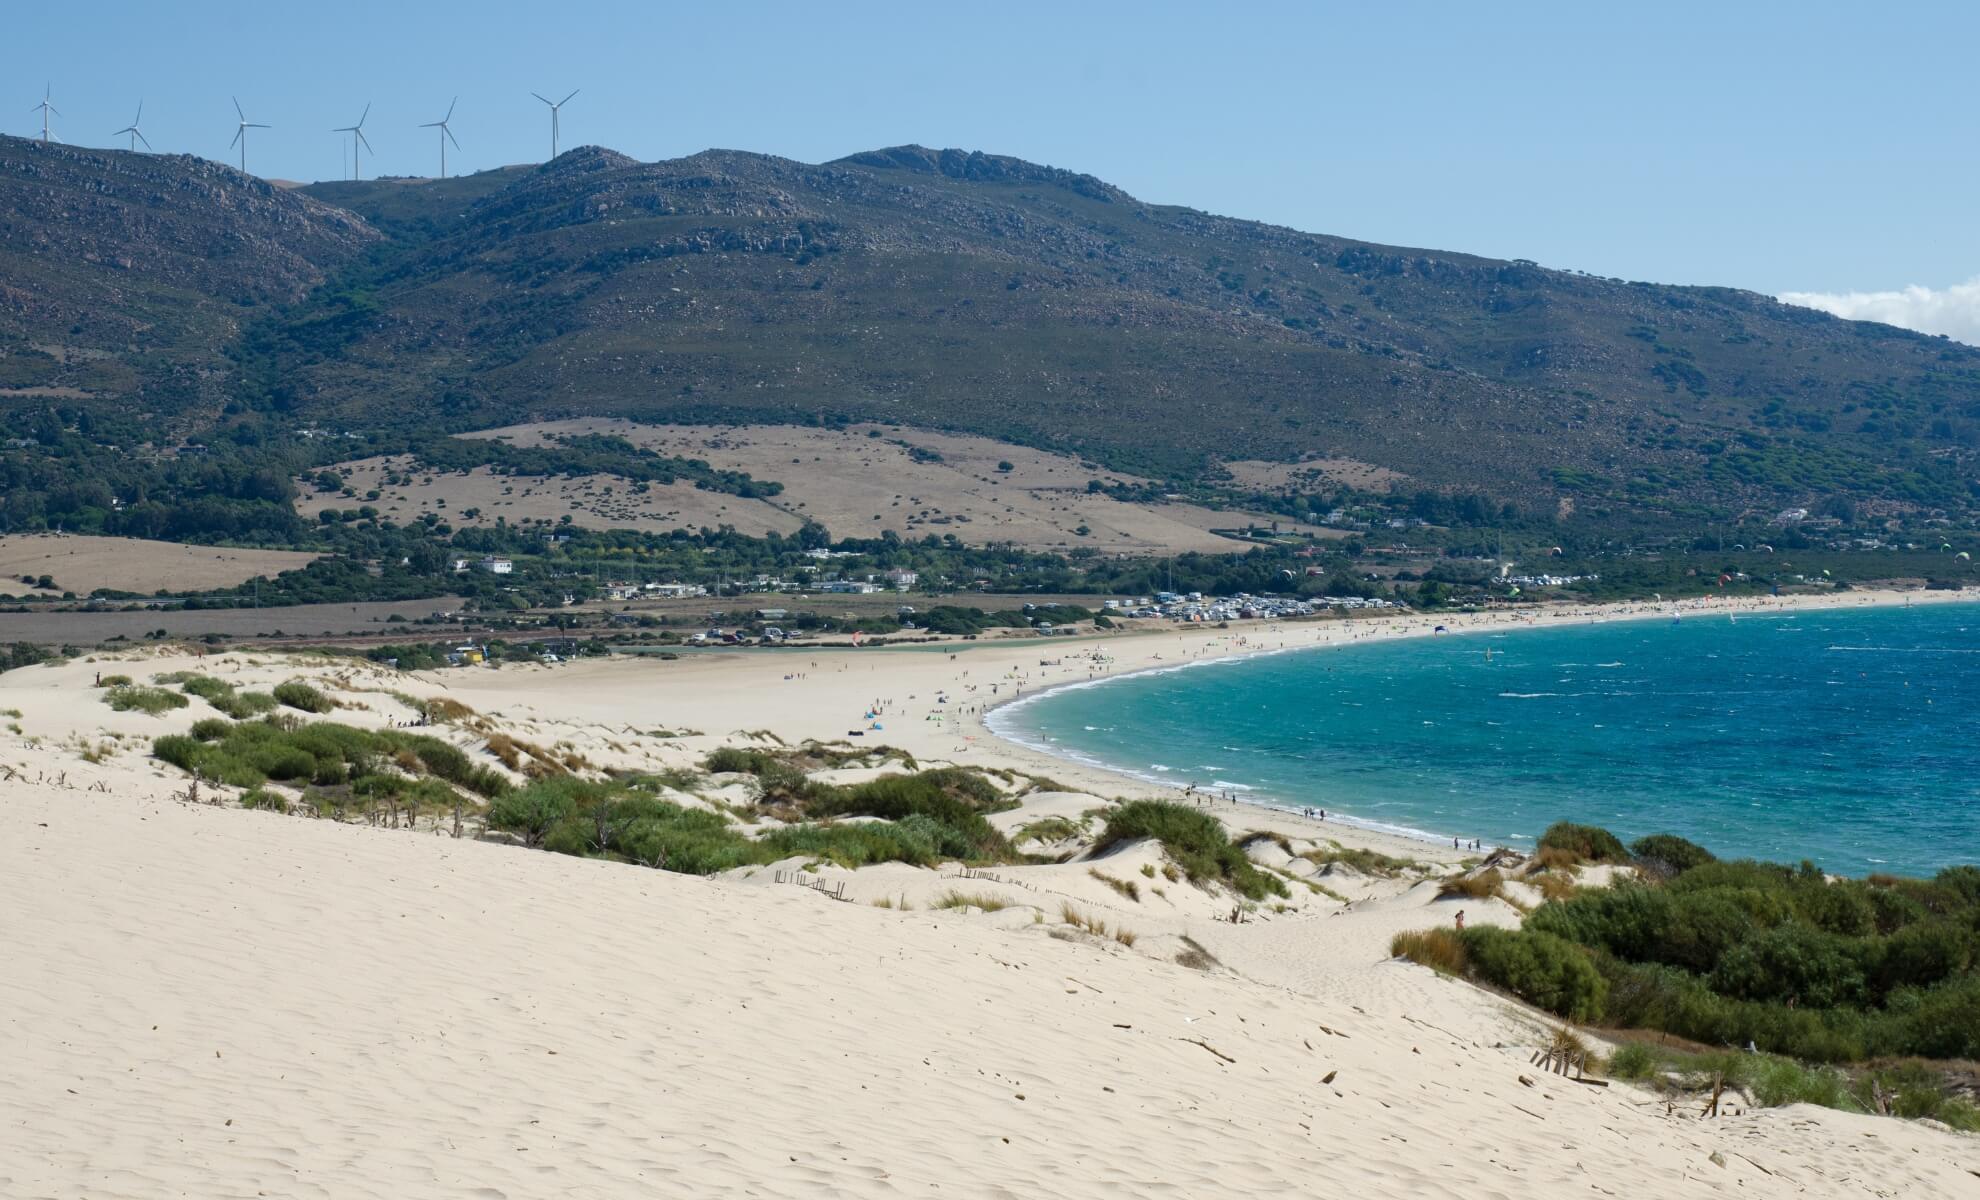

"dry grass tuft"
[1390,927,1471,976]
[934,890,1009,913]
[1175,935,1222,972]
[1437,868,1505,901]
[1088,868,1140,902]
[1533,871,1580,903]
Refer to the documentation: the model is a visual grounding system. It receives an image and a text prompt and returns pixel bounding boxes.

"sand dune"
[7,776,1975,1197]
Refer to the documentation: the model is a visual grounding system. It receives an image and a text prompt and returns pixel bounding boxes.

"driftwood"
[1180,1037,1235,1064]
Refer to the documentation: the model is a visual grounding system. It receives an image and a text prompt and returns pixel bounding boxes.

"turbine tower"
[113,102,152,152]
[230,97,270,174]
[419,97,460,178]
[333,102,373,181]
[531,89,578,159]
[29,84,59,143]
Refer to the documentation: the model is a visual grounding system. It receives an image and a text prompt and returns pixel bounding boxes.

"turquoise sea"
[991,603,1980,877]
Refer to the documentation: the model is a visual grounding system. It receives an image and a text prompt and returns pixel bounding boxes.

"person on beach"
[1454,910,1466,931]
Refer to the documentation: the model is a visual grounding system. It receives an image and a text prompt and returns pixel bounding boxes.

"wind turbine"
[29,84,59,143]
[419,97,460,178]
[113,101,152,152]
[531,88,577,159]
[230,97,269,174]
[333,102,373,181]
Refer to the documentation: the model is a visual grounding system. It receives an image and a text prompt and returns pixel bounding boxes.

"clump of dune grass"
[1532,871,1579,903]
[1014,815,1084,843]
[1059,901,1118,940]
[934,890,1009,913]
[272,680,333,713]
[1437,868,1505,900]
[1302,842,1424,877]
[419,696,476,723]
[1390,927,1470,976]
[1113,927,1138,948]
[1088,868,1140,902]
[1094,800,1287,900]
[103,685,189,716]
[1175,936,1222,971]
[239,787,289,813]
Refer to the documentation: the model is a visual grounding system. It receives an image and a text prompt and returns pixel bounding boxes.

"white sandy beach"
[2,587,1975,1197]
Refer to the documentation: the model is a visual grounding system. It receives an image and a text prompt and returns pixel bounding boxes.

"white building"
[475,557,514,575]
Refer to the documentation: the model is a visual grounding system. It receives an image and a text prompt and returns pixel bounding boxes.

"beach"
[2,586,1976,1197]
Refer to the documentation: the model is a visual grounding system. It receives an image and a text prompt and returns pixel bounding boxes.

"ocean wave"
[1828,645,1980,654]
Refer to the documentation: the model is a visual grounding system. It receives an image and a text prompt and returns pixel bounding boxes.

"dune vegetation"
[1095,800,1287,900]
[1395,822,1980,1065]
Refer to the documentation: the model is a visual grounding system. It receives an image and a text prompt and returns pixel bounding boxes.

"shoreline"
[961,587,1977,858]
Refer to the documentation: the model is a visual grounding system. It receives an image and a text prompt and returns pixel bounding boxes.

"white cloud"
[1777,278,1980,347]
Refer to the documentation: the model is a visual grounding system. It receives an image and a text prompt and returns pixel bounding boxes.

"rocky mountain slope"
[3,133,1975,521]
[0,135,377,421]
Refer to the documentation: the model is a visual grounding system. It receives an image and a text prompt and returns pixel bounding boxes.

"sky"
[8,1,1978,340]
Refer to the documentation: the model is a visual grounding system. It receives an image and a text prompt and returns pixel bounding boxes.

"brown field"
[0,535,321,598]
[452,420,1334,553]
[293,455,803,538]
[0,596,468,645]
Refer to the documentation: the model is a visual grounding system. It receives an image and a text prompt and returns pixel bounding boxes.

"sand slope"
[6,779,1977,1198]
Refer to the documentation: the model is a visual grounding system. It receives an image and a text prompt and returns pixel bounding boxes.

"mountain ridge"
[2,132,1975,525]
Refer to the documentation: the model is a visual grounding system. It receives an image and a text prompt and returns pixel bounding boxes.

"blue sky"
[8,1,1978,329]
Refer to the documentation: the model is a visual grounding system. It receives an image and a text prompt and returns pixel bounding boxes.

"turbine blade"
[359,101,370,125]
[445,96,456,121]
[231,127,243,149]
[234,95,245,120]
[135,100,143,122]
[135,130,152,150]
[445,125,461,150]
[48,104,61,117]
[419,120,440,128]
[560,89,578,105]
[532,92,552,105]
[356,128,373,152]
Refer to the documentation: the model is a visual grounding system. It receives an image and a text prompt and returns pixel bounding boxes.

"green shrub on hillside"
[1096,800,1287,900]
[103,685,189,715]
[1630,833,1716,876]
[272,681,333,713]
[151,716,508,804]
[1459,926,1607,1021]
[1537,821,1629,864]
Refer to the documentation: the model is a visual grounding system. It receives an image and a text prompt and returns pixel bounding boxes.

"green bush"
[1630,833,1716,876]
[808,772,1010,860]
[1606,1042,1657,1080]
[272,681,333,713]
[213,690,278,719]
[1095,800,1287,900]
[486,777,594,847]
[188,717,232,741]
[239,787,289,813]
[704,746,776,774]
[1710,923,1869,1009]
[1459,926,1608,1021]
[151,716,495,805]
[103,685,189,715]
[1537,821,1629,864]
